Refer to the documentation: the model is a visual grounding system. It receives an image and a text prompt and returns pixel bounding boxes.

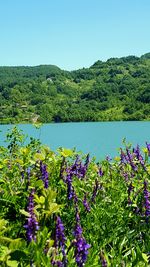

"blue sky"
[0,0,150,70]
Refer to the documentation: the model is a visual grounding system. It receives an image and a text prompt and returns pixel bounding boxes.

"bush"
[0,127,150,266]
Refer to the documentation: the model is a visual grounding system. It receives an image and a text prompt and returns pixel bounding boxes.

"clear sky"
[0,0,150,70]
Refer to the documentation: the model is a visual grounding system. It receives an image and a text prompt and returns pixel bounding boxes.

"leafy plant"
[0,128,150,266]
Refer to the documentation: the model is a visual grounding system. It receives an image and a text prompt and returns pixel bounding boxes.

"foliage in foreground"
[0,127,150,266]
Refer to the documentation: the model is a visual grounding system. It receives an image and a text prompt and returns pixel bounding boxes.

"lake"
[0,121,150,160]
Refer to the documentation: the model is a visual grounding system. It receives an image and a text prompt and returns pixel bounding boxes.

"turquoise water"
[0,122,150,159]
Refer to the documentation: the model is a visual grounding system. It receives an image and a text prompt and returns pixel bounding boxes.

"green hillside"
[1,53,150,123]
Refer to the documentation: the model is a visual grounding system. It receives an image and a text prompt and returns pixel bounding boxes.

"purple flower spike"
[133,145,147,170]
[127,182,134,205]
[69,155,87,179]
[120,148,127,164]
[75,222,83,237]
[101,259,107,267]
[122,172,129,182]
[24,189,39,242]
[83,194,90,212]
[40,161,49,189]
[74,237,91,267]
[51,260,63,267]
[73,211,90,267]
[143,180,150,221]
[54,216,67,266]
[66,171,74,200]
[55,216,66,247]
[133,145,141,160]
[98,167,104,177]
[146,142,150,156]
[126,148,138,172]
[126,148,132,162]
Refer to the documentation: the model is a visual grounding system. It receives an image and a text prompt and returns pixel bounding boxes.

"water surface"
[0,122,150,159]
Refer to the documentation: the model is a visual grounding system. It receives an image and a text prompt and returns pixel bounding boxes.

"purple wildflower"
[51,260,63,267]
[143,180,150,221]
[70,156,80,177]
[55,216,66,248]
[133,145,146,170]
[127,182,134,204]
[73,211,90,267]
[78,162,87,179]
[130,161,138,172]
[64,157,88,201]
[120,148,127,164]
[65,171,74,200]
[70,156,87,179]
[122,171,129,182]
[106,155,112,161]
[40,161,49,188]
[133,145,141,160]
[126,148,133,162]
[146,142,150,156]
[74,237,91,267]
[91,179,100,203]
[24,189,39,242]
[98,166,104,177]
[100,251,107,267]
[85,153,90,169]
[51,259,65,267]
[74,219,83,237]
[83,193,90,212]
[126,148,138,172]
[64,155,89,188]
[53,216,67,266]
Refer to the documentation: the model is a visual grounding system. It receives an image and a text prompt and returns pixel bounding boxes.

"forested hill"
[1,53,150,123]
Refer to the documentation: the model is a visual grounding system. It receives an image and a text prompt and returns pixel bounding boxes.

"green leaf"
[0,237,23,247]
[119,237,127,253]
[123,249,132,258]
[9,239,24,250]
[142,253,149,263]
[39,196,45,204]
[45,203,60,217]
[0,219,8,232]
[0,236,15,244]
[35,179,44,188]
[0,246,11,261]
[7,259,19,267]
[20,209,30,217]
[34,194,45,204]
[34,152,45,161]
[59,148,73,158]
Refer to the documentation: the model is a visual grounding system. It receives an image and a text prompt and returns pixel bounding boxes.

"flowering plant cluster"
[0,128,150,266]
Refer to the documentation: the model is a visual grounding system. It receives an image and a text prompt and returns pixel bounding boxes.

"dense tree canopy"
[0,54,150,123]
